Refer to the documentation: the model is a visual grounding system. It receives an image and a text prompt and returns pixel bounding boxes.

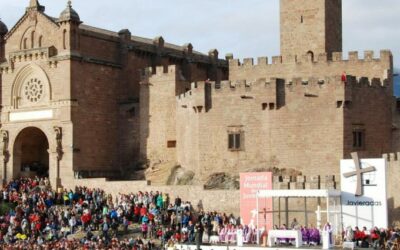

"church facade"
[0,0,396,192]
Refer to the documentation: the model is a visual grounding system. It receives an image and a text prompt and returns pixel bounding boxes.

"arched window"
[63,29,67,49]
[23,38,28,49]
[31,31,35,48]
[307,51,314,62]
[38,35,43,47]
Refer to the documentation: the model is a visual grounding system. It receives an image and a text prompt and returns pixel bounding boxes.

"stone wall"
[343,76,393,159]
[383,153,400,226]
[280,0,342,57]
[63,179,240,215]
[139,66,181,170]
[173,74,391,183]
[62,174,337,227]
[70,60,121,174]
[229,51,393,89]
[0,2,229,185]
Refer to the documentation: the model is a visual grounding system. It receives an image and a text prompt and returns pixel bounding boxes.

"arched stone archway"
[13,127,49,178]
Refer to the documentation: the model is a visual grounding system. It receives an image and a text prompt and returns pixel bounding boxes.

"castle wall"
[70,60,120,174]
[175,74,393,183]
[229,51,393,92]
[343,77,393,159]
[176,77,345,181]
[382,154,400,226]
[140,66,182,169]
[79,29,120,64]
[64,178,240,215]
[392,101,400,151]
[176,93,201,179]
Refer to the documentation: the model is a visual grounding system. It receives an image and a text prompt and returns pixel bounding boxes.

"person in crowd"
[309,225,320,245]
[290,218,299,229]
[195,222,204,250]
[344,225,354,242]
[301,226,310,245]
[354,226,366,246]
[370,226,380,249]
[5,177,397,250]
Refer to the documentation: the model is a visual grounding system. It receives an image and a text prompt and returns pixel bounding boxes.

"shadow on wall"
[139,68,151,168]
[388,198,400,227]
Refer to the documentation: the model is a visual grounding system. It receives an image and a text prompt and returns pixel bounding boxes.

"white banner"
[340,153,387,229]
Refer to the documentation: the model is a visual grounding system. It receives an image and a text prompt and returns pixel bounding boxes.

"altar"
[255,189,342,246]
[267,229,302,248]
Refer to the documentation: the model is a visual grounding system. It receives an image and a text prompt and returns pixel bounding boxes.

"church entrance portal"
[13,127,49,178]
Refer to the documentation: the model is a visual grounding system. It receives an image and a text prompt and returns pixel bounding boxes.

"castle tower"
[280,0,342,58]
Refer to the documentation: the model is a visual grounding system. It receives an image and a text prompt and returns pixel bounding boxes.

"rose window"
[24,78,44,103]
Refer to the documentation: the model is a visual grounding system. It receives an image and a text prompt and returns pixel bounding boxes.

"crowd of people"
[1,177,400,249]
[0,177,244,249]
[0,177,161,249]
[344,225,400,249]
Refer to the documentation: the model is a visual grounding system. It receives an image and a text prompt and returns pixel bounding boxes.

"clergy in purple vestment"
[309,227,320,245]
[301,226,310,244]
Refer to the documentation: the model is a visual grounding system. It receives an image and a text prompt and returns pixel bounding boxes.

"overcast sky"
[0,0,399,70]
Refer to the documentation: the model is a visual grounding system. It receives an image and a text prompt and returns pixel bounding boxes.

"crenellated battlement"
[175,75,388,112]
[140,65,180,84]
[229,50,392,68]
[176,78,282,101]
[177,75,386,100]
[141,64,178,77]
[383,153,400,162]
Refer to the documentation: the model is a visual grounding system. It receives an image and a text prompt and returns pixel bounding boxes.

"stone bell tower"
[280,0,342,58]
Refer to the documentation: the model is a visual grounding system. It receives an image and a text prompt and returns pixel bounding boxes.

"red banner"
[240,172,273,230]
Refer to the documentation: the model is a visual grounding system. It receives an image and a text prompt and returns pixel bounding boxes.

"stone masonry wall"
[229,51,392,91]
[280,0,329,57]
[140,65,181,169]
[71,60,121,173]
[62,174,337,227]
[383,153,400,226]
[176,76,347,182]
[343,76,393,160]
[64,179,240,215]
[280,0,343,57]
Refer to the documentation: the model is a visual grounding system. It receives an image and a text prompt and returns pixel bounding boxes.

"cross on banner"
[343,152,376,196]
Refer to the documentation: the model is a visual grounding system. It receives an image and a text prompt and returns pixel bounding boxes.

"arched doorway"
[13,127,49,178]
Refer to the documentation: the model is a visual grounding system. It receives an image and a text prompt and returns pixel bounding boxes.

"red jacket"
[355,230,366,240]
[134,206,140,216]
[140,207,147,216]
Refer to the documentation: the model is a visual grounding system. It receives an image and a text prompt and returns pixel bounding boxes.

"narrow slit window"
[352,129,365,149]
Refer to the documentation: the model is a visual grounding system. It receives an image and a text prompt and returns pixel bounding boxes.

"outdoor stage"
[175,244,345,250]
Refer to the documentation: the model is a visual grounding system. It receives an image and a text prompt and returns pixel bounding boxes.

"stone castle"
[0,0,399,222]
